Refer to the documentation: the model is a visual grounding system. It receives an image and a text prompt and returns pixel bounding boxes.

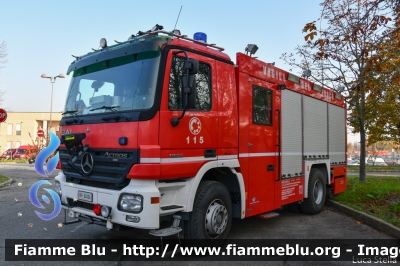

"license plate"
[78,191,93,202]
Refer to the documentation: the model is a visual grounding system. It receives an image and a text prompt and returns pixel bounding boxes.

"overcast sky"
[0,0,325,113]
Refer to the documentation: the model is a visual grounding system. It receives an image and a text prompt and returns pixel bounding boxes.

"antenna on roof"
[173,6,183,31]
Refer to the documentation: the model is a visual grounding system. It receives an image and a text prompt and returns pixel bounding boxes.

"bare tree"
[347,142,354,155]
[0,40,7,104]
[353,142,360,154]
[0,41,6,69]
[281,0,399,182]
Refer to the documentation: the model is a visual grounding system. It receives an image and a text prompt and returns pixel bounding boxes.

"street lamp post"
[41,73,65,131]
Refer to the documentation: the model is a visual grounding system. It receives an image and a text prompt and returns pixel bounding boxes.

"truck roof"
[66,29,344,107]
[236,53,345,107]
[67,30,232,75]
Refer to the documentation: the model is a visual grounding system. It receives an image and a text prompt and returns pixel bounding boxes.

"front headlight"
[118,194,143,213]
[54,181,62,196]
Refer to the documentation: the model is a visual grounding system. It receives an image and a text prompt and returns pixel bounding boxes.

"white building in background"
[347,126,360,144]
[0,112,62,152]
[348,132,360,144]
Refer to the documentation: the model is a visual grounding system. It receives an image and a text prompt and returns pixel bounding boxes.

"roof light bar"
[193,32,207,43]
[127,29,224,51]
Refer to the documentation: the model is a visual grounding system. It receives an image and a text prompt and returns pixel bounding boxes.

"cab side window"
[168,56,212,111]
[252,85,272,125]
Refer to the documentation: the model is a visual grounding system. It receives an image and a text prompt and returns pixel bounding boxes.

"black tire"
[326,186,334,200]
[184,181,232,246]
[300,169,326,215]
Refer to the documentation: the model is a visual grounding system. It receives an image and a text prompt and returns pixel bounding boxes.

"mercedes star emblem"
[81,152,94,174]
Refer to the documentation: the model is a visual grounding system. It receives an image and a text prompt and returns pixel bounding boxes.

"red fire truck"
[56,25,347,243]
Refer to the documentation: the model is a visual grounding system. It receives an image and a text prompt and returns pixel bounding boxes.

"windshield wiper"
[89,106,130,121]
[62,110,83,124]
[62,109,79,117]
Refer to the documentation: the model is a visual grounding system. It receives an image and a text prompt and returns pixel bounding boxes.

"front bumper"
[55,171,160,229]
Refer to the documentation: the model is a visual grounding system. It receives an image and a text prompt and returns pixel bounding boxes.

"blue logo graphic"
[29,180,61,221]
[35,130,60,177]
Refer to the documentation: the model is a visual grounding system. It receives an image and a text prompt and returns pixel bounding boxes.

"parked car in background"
[12,145,38,160]
[348,160,360,165]
[383,155,400,166]
[1,149,17,159]
[366,157,387,166]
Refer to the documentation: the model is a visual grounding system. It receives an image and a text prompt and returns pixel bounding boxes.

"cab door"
[158,49,218,178]
[241,77,279,215]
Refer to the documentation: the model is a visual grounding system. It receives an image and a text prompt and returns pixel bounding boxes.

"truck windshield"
[63,50,161,116]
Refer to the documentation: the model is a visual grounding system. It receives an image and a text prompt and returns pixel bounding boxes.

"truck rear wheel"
[300,168,326,215]
[184,181,232,245]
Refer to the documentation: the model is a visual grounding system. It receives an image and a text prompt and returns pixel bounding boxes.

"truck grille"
[59,148,139,186]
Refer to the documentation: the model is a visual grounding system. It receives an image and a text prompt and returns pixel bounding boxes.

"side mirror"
[182,59,198,110]
[184,59,199,75]
[170,52,199,127]
[182,72,197,110]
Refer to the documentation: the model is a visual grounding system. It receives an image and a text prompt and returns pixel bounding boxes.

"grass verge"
[334,176,400,227]
[0,173,9,184]
[347,165,400,171]
[0,158,29,163]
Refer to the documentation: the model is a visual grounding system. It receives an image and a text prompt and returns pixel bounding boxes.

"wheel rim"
[205,199,228,238]
[313,179,323,204]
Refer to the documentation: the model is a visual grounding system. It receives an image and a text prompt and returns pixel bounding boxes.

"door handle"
[267,164,274,171]
[248,143,253,147]
[204,149,216,158]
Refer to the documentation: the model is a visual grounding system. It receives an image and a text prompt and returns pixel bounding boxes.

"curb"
[0,177,13,188]
[327,199,400,239]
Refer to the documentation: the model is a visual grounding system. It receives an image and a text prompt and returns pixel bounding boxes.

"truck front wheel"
[185,181,232,245]
[300,169,326,215]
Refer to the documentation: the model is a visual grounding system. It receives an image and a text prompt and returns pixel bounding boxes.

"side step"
[149,215,182,237]
[160,205,184,211]
[149,227,182,237]
[257,212,279,220]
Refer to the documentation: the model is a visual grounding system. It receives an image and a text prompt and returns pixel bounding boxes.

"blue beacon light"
[193,32,207,43]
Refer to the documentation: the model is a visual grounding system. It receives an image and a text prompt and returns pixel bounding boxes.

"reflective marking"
[140,158,161,163]
[281,152,302,156]
[161,156,215,163]
[142,152,335,162]
[217,155,238,160]
[239,153,277,158]
[140,155,239,164]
